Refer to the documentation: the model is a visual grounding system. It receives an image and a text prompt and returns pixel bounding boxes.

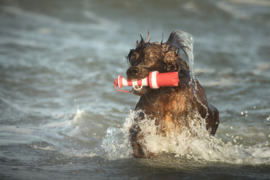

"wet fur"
[126,30,219,158]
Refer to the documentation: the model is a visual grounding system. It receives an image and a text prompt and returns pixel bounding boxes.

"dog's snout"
[127,67,139,77]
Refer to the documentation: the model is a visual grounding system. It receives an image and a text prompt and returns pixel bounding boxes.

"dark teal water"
[0,0,270,179]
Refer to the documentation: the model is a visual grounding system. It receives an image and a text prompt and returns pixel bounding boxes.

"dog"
[126,30,219,158]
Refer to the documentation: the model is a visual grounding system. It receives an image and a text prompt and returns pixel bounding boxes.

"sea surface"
[0,0,270,179]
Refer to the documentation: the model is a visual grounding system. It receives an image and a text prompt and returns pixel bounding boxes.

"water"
[0,0,270,179]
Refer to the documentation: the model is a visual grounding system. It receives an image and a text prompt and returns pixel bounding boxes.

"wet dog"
[126,30,219,158]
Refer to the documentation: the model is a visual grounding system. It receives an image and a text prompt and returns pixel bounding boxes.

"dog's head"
[126,30,191,81]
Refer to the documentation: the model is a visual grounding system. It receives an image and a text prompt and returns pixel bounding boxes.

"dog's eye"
[149,56,156,61]
[130,56,136,64]
[131,57,136,61]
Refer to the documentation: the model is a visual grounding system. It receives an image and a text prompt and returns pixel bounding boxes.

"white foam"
[31,145,57,151]
[99,110,270,164]
[200,78,236,87]
[252,63,270,76]
[101,110,134,160]
[72,109,86,125]
[194,68,215,74]
[231,0,270,6]
[0,126,34,135]
[250,148,270,158]
[216,2,251,20]
[183,2,198,12]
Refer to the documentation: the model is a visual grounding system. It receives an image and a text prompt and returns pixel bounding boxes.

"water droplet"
[241,112,243,115]
[254,106,256,109]
[230,126,233,129]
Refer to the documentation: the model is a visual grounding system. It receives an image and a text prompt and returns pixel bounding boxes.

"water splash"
[174,30,195,79]
[101,110,135,160]
[176,30,210,119]
[101,110,270,164]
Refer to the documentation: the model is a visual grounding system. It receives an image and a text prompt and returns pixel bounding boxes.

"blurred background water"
[0,0,270,179]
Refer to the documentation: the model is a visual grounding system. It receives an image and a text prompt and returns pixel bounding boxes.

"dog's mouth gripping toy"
[114,71,179,93]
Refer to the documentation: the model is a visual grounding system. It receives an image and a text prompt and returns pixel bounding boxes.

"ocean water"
[0,0,270,179]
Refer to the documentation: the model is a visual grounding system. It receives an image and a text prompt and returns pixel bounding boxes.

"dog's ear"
[166,30,193,59]
[163,30,193,72]
[163,48,180,72]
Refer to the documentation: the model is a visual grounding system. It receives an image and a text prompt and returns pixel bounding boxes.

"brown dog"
[126,30,219,158]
